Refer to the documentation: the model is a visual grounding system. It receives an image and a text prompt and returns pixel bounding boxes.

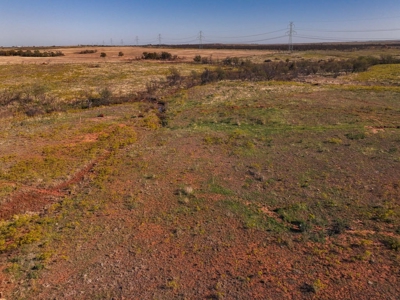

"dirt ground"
[0,48,399,299]
[3,124,399,299]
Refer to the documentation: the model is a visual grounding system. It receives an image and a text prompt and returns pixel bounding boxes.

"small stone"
[183,186,194,195]
[368,281,374,285]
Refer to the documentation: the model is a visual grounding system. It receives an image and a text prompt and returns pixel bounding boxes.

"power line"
[294,15,400,24]
[203,35,287,44]
[207,28,287,39]
[296,34,400,42]
[161,34,198,41]
[172,39,199,44]
[297,28,400,33]
[114,21,399,47]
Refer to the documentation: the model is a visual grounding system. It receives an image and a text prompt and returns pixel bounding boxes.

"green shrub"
[193,55,201,63]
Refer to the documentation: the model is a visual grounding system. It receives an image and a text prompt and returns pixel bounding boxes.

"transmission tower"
[135,36,139,46]
[121,39,124,45]
[110,38,113,45]
[158,34,162,46]
[287,22,296,52]
[198,31,203,49]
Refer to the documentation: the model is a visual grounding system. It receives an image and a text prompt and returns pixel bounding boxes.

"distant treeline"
[168,42,400,51]
[0,49,65,57]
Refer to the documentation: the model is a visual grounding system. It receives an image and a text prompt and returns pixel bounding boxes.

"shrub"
[383,237,400,251]
[222,56,240,66]
[193,55,202,63]
[161,51,172,60]
[118,51,124,57]
[99,87,112,100]
[201,68,217,84]
[166,67,181,85]
[79,49,97,54]
[380,54,396,64]
[142,51,175,60]
[25,107,44,117]
[201,56,210,64]
[100,52,107,58]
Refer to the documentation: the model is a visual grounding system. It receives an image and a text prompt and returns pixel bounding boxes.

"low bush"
[78,49,97,54]
[142,51,177,60]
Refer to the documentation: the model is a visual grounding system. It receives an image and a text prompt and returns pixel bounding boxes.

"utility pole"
[287,22,296,52]
[199,31,203,49]
[158,34,162,46]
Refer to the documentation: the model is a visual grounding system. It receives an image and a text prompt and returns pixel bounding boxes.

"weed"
[345,132,365,140]
[312,279,326,293]
[0,214,47,252]
[0,184,16,198]
[207,180,234,196]
[353,250,372,261]
[328,219,350,235]
[383,237,400,251]
[308,231,326,243]
[165,278,179,290]
[141,113,161,130]
[325,137,343,144]
[203,135,224,145]
[124,194,139,211]
[219,200,286,232]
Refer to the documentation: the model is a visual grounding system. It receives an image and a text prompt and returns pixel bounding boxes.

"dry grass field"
[0,46,276,65]
[0,46,399,299]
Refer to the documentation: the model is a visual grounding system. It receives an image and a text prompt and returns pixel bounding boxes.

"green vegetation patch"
[219,199,286,232]
[351,64,400,85]
[0,214,46,252]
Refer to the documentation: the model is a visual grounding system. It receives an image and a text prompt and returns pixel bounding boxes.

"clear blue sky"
[1,0,399,46]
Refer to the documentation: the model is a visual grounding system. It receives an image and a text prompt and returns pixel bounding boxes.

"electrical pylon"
[199,31,203,49]
[287,22,296,52]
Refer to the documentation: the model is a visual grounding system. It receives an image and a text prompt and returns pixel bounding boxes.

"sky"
[0,0,399,46]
